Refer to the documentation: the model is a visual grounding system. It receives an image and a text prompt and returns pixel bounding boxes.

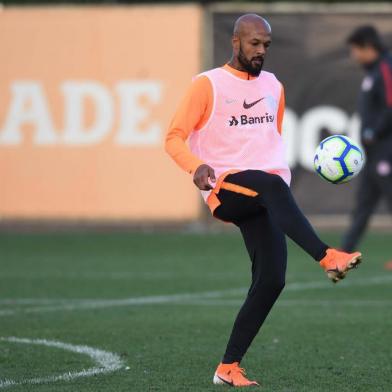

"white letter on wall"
[62,82,114,145]
[115,81,162,146]
[0,82,57,145]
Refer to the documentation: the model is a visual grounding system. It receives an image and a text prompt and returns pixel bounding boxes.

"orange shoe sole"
[213,372,260,387]
[326,253,362,283]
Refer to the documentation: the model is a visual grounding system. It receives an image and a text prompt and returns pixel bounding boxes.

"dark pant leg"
[212,170,328,363]
[374,160,392,213]
[221,170,328,261]
[382,182,392,213]
[371,138,392,212]
[342,167,381,252]
[217,207,287,363]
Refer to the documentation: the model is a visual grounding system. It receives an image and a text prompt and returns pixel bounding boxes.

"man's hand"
[362,128,375,145]
[193,164,216,190]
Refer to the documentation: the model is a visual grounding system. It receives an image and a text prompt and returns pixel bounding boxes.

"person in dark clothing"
[342,26,392,254]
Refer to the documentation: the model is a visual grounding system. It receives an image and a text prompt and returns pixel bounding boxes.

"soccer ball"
[314,135,365,184]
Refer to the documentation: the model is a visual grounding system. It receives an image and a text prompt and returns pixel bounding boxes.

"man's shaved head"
[233,14,271,38]
[229,14,272,77]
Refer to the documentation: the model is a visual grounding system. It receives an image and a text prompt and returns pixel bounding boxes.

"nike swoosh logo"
[217,375,234,386]
[243,97,264,109]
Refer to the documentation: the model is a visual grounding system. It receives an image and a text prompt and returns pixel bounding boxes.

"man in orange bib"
[165,14,362,387]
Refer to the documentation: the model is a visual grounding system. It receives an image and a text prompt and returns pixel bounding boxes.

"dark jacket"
[359,53,392,156]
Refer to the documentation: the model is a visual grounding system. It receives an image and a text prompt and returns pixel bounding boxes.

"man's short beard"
[238,43,264,76]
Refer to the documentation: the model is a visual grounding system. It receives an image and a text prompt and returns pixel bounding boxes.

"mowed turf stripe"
[0,275,391,317]
[0,337,124,389]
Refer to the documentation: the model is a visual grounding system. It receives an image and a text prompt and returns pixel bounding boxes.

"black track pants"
[213,170,329,363]
[342,154,392,252]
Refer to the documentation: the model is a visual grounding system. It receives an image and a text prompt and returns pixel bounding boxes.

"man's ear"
[231,35,241,55]
[232,35,240,51]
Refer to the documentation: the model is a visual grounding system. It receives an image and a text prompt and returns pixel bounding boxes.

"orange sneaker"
[320,248,362,283]
[213,362,259,387]
[384,260,392,270]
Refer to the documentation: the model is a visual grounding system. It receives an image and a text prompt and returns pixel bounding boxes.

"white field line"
[0,271,211,281]
[0,299,70,305]
[0,337,124,389]
[183,298,392,307]
[1,273,391,306]
[286,274,392,291]
[0,291,247,306]
[0,310,16,316]
[0,275,391,317]
[0,288,246,317]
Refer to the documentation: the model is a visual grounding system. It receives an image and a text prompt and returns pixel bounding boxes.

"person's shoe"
[320,248,362,283]
[384,260,392,270]
[213,362,259,387]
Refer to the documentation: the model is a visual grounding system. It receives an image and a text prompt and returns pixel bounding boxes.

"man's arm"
[276,84,285,135]
[365,61,392,143]
[374,61,392,138]
[165,76,216,190]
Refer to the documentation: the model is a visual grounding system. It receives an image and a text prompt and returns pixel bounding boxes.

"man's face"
[349,44,378,66]
[234,28,271,76]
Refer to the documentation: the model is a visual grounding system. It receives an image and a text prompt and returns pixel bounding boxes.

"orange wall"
[0,6,201,220]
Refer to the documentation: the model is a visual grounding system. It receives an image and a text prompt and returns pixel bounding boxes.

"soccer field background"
[0,231,391,391]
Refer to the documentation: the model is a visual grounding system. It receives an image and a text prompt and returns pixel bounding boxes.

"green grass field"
[0,231,391,391]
